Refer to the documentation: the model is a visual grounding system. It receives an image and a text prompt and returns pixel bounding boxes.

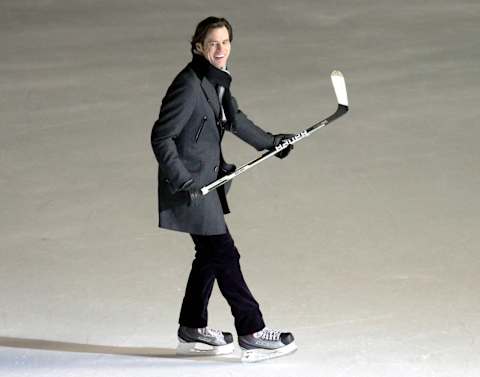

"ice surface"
[1,0,480,376]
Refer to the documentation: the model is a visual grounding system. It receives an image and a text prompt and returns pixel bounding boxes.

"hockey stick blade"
[200,70,349,195]
[331,70,348,107]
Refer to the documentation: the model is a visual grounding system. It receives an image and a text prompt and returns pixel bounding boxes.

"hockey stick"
[200,70,349,196]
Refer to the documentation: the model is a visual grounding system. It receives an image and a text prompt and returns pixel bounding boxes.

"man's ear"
[195,43,203,54]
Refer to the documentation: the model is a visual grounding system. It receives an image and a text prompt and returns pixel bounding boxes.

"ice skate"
[238,327,297,362]
[176,326,235,356]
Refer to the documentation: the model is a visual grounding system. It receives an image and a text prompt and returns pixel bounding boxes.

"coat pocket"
[194,116,208,143]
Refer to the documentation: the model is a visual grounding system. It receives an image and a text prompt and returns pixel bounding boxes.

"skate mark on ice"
[295,314,395,330]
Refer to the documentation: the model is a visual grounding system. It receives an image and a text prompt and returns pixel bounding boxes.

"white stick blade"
[331,70,348,107]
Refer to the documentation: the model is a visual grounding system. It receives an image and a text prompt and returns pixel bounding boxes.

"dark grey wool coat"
[151,62,276,235]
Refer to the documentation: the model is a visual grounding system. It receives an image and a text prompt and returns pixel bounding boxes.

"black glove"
[272,133,295,159]
[220,162,236,176]
[178,179,203,205]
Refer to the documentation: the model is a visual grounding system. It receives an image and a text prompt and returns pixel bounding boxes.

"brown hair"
[191,17,233,54]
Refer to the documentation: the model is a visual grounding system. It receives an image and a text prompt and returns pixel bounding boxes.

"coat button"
[214,166,219,172]
[216,121,220,126]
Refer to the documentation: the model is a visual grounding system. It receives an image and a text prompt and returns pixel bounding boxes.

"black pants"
[179,229,265,336]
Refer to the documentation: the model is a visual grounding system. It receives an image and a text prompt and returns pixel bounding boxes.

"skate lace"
[257,328,281,341]
[200,327,224,340]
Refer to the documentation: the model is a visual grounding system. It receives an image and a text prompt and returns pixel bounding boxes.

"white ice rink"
[1,1,480,376]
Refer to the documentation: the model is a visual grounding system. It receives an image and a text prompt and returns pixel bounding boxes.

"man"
[151,16,297,362]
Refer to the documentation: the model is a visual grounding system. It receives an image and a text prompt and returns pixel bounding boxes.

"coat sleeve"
[151,74,196,193]
[229,96,275,151]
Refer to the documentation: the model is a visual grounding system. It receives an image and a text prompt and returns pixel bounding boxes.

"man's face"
[196,26,231,69]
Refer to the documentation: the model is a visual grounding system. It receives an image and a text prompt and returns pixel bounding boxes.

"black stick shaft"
[200,104,348,195]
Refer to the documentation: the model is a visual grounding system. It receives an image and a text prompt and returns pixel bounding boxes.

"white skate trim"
[241,341,298,363]
[176,339,235,356]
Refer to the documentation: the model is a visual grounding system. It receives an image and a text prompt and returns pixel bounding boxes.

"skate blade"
[241,342,298,363]
[176,340,234,356]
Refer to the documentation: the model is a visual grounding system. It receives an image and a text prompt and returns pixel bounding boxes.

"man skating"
[151,16,296,362]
